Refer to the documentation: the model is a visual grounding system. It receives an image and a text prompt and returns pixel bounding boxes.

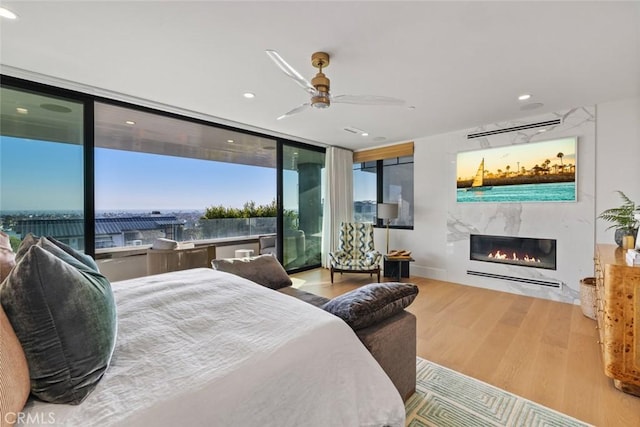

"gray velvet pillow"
[322,282,418,330]
[212,254,292,289]
[0,245,117,404]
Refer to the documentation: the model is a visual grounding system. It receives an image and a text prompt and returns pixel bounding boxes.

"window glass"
[353,162,377,223]
[353,157,414,228]
[0,86,85,251]
[282,144,325,270]
[94,102,277,248]
[383,160,414,227]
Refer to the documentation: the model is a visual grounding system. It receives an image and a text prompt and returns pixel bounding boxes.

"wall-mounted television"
[456,137,577,203]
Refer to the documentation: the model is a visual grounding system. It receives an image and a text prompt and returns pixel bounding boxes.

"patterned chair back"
[337,222,376,260]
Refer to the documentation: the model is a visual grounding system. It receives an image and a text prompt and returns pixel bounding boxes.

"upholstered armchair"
[329,222,382,283]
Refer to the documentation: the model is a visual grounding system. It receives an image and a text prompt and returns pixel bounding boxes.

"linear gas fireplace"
[470,234,557,270]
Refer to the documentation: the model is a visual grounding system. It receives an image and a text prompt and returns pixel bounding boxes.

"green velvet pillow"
[212,254,292,289]
[322,282,418,330]
[15,234,99,272]
[0,244,117,404]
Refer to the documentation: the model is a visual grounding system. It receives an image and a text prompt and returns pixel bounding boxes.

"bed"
[17,268,405,426]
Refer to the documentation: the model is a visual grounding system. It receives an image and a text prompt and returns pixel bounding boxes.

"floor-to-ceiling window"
[0,85,87,252]
[282,143,325,271]
[94,102,278,249]
[1,77,325,271]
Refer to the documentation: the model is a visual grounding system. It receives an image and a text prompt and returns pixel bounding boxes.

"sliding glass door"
[0,85,87,252]
[281,143,325,271]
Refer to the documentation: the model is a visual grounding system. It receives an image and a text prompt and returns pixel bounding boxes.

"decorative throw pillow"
[15,234,99,272]
[212,254,292,289]
[0,304,30,426]
[0,245,117,404]
[322,282,419,330]
[0,231,16,282]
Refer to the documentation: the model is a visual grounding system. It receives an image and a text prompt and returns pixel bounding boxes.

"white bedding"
[22,268,405,426]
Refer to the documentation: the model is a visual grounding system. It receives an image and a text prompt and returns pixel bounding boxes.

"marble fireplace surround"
[443,106,595,304]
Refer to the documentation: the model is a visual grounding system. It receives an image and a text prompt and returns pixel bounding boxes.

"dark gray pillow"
[0,245,117,404]
[322,282,418,330]
[212,254,292,289]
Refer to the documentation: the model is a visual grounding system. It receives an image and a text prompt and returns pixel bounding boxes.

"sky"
[0,136,293,212]
[1,136,84,211]
[457,137,577,180]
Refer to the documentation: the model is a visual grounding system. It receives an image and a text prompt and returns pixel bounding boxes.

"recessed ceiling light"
[518,94,532,101]
[0,7,18,20]
[40,103,72,113]
[227,139,235,143]
[538,129,547,133]
[16,107,28,114]
[125,120,136,125]
[243,92,255,99]
[361,132,369,137]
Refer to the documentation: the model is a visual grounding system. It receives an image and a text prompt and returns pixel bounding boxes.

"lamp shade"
[377,203,398,220]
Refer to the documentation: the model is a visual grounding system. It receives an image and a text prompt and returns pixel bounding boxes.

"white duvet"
[22,268,405,426]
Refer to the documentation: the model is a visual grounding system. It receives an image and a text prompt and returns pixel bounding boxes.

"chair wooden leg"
[330,267,334,283]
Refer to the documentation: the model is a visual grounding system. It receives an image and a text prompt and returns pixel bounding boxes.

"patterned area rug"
[406,358,593,427]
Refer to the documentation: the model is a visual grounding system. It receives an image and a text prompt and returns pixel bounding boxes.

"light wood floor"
[291,268,640,427]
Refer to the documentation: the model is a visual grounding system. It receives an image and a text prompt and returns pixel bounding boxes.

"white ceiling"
[1,1,638,151]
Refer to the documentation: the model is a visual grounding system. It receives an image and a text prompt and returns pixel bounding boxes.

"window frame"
[1,74,325,270]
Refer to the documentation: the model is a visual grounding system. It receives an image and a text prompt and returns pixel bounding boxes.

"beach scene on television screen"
[456,137,577,203]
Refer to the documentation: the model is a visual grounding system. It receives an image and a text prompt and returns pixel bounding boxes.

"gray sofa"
[278,286,417,401]
[212,254,417,401]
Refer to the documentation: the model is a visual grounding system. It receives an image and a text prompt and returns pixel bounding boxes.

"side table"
[383,256,414,282]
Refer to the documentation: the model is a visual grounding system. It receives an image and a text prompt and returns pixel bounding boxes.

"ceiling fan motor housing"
[311,52,331,108]
[311,72,331,108]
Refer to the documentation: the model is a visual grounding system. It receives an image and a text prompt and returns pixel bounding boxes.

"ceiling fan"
[266,50,405,120]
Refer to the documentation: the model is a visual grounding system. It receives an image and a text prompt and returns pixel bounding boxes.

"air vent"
[344,126,367,134]
[467,119,562,139]
[467,270,561,288]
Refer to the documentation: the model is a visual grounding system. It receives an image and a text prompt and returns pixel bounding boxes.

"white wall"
[379,107,598,304]
[595,97,640,244]
[377,97,640,304]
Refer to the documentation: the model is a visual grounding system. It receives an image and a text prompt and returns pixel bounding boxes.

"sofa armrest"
[356,310,416,401]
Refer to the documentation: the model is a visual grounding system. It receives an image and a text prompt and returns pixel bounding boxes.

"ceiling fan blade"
[266,50,316,94]
[277,103,311,120]
[331,95,405,106]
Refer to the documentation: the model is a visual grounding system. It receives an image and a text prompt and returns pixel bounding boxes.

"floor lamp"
[377,203,398,255]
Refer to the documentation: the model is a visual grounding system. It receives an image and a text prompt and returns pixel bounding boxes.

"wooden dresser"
[594,244,640,396]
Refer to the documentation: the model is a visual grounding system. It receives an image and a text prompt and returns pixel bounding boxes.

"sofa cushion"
[322,282,418,330]
[212,254,292,289]
[0,244,117,404]
[278,286,330,308]
[0,303,30,426]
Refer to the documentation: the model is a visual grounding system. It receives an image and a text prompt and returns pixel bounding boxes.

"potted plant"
[597,190,639,246]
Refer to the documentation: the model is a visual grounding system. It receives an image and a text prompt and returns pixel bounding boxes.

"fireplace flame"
[487,250,540,263]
